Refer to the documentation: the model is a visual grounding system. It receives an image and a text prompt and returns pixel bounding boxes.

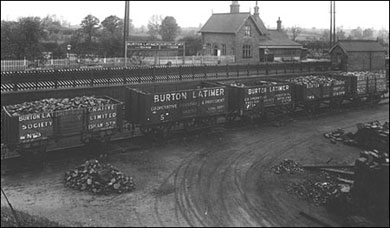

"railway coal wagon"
[125,81,228,135]
[216,79,293,120]
[2,96,123,158]
[333,72,388,103]
[270,75,348,110]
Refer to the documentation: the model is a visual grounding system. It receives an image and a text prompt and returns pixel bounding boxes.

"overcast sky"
[1,1,389,30]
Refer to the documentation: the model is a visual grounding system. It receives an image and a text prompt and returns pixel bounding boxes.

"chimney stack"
[254,1,259,20]
[230,1,240,14]
[277,17,282,32]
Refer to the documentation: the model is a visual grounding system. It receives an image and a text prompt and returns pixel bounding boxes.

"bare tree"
[147,15,163,40]
[290,26,302,41]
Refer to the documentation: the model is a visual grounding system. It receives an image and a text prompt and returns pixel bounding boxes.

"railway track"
[2,96,388,175]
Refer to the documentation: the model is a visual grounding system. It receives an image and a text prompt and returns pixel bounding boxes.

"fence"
[0,56,236,72]
[1,61,332,93]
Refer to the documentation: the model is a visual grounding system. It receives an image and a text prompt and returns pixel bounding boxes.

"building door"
[259,48,265,62]
[214,45,219,56]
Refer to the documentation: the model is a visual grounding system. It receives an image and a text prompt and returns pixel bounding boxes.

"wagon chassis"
[138,115,220,138]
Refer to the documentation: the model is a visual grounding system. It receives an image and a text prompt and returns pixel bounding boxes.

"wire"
[1,187,21,227]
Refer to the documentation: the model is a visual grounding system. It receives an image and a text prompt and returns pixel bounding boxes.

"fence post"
[90,69,94,87]
[276,63,278,75]
[54,69,58,89]
[179,65,182,81]
[123,67,127,85]
[153,66,156,82]
[192,65,195,80]
[226,64,229,78]
[204,64,207,79]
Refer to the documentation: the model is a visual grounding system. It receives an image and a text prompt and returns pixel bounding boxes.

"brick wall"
[347,52,385,71]
[234,18,267,64]
[202,33,236,56]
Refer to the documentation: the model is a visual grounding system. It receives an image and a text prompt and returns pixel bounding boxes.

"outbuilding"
[329,40,386,71]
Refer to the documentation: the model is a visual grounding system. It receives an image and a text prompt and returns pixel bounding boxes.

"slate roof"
[258,30,303,48]
[330,40,385,53]
[199,13,267,35]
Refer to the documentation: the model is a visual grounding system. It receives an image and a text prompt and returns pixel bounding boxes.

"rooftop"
[199,13,267,35]
[330,40,385,53]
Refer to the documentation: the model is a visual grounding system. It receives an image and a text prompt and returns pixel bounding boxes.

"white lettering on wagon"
[153,88,225,103]
[21,121,53,130]
[18,112,51,122]
[89,112,117,121]
[88,104,118,130]
[248,85,289,95]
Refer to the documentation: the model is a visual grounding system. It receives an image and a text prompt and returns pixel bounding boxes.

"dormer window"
[244,25,251,37]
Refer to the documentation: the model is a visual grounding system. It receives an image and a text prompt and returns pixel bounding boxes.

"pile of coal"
[323,128,356,145]
[337,71,383,78]
[254,80,279,86]
[229,82,245,87]
[287,75,344,86]
[272,159,304,174]
[5,96,113,116]
[355,121,389,153]
[324,121,389,152]
[287,180,341,205]
[64,159,135,195]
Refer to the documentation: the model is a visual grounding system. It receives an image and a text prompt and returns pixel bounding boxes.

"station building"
[199,1,303,63]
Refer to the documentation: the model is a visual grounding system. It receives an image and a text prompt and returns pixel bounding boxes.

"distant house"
[330,40,386,71]
[199,1,303,63]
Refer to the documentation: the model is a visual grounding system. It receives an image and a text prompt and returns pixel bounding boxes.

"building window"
[221,44,226,56]
[206,43,211,55]
[243,44,252,58]
[244,25,251,37]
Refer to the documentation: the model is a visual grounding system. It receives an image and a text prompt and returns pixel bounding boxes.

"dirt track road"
[1,104,389,227]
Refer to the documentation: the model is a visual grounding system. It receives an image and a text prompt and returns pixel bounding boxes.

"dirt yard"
[1,104,389,227]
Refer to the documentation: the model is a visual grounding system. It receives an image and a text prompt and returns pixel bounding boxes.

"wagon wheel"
[183,118,197,131]
[369,94,382,104]
[329,97,343,110]
[352,97,363,107]
[286,104,296,115]
[227,113,238,122]
[303,102,314,114]
[18,145,48,168]
[140,126,153,136]
[157,123,173,139]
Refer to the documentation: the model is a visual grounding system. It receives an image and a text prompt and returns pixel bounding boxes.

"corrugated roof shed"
[330,40,385,53]
[199,13,267,34]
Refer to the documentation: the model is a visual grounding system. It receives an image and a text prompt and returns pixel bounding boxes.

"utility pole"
[124,1,130,68]
[333,1,336,45]
[330,1,333,48]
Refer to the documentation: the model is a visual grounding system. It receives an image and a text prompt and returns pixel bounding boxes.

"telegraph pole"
[333,1,336,45]
[330,1,333,48]
[124,1,130,68]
